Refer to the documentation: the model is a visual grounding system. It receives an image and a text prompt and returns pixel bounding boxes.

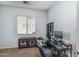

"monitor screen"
[54,31,63,39]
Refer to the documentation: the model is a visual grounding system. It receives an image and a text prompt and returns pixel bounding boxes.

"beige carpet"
[0,47,41,57]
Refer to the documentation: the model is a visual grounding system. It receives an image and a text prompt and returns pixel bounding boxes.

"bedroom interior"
[0,1,79,57]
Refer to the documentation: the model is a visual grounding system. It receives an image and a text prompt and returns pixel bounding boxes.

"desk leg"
[70,45,72,57]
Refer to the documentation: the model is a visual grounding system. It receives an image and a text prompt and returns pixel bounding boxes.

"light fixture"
[23,1,29,4]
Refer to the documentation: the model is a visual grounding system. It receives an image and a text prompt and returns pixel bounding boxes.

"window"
[28,16,36,34]
[17,16,36,34]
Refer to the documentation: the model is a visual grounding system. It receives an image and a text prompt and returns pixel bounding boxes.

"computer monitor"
[54,31,63,39]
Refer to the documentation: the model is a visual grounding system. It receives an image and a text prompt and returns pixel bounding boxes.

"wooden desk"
[52,44,72,57]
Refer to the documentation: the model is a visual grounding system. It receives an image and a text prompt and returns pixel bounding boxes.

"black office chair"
[37,37,53,57]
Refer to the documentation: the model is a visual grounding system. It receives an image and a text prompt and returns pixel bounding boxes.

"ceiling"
[0,1,54,10]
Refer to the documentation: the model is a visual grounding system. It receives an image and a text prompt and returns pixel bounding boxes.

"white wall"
[76,2,79,49]
[0,8,1,35]
[0,6,47,48]
[48,1,77,45]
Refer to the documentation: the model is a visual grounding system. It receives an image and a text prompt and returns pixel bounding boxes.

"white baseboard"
[0,46,18,49]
